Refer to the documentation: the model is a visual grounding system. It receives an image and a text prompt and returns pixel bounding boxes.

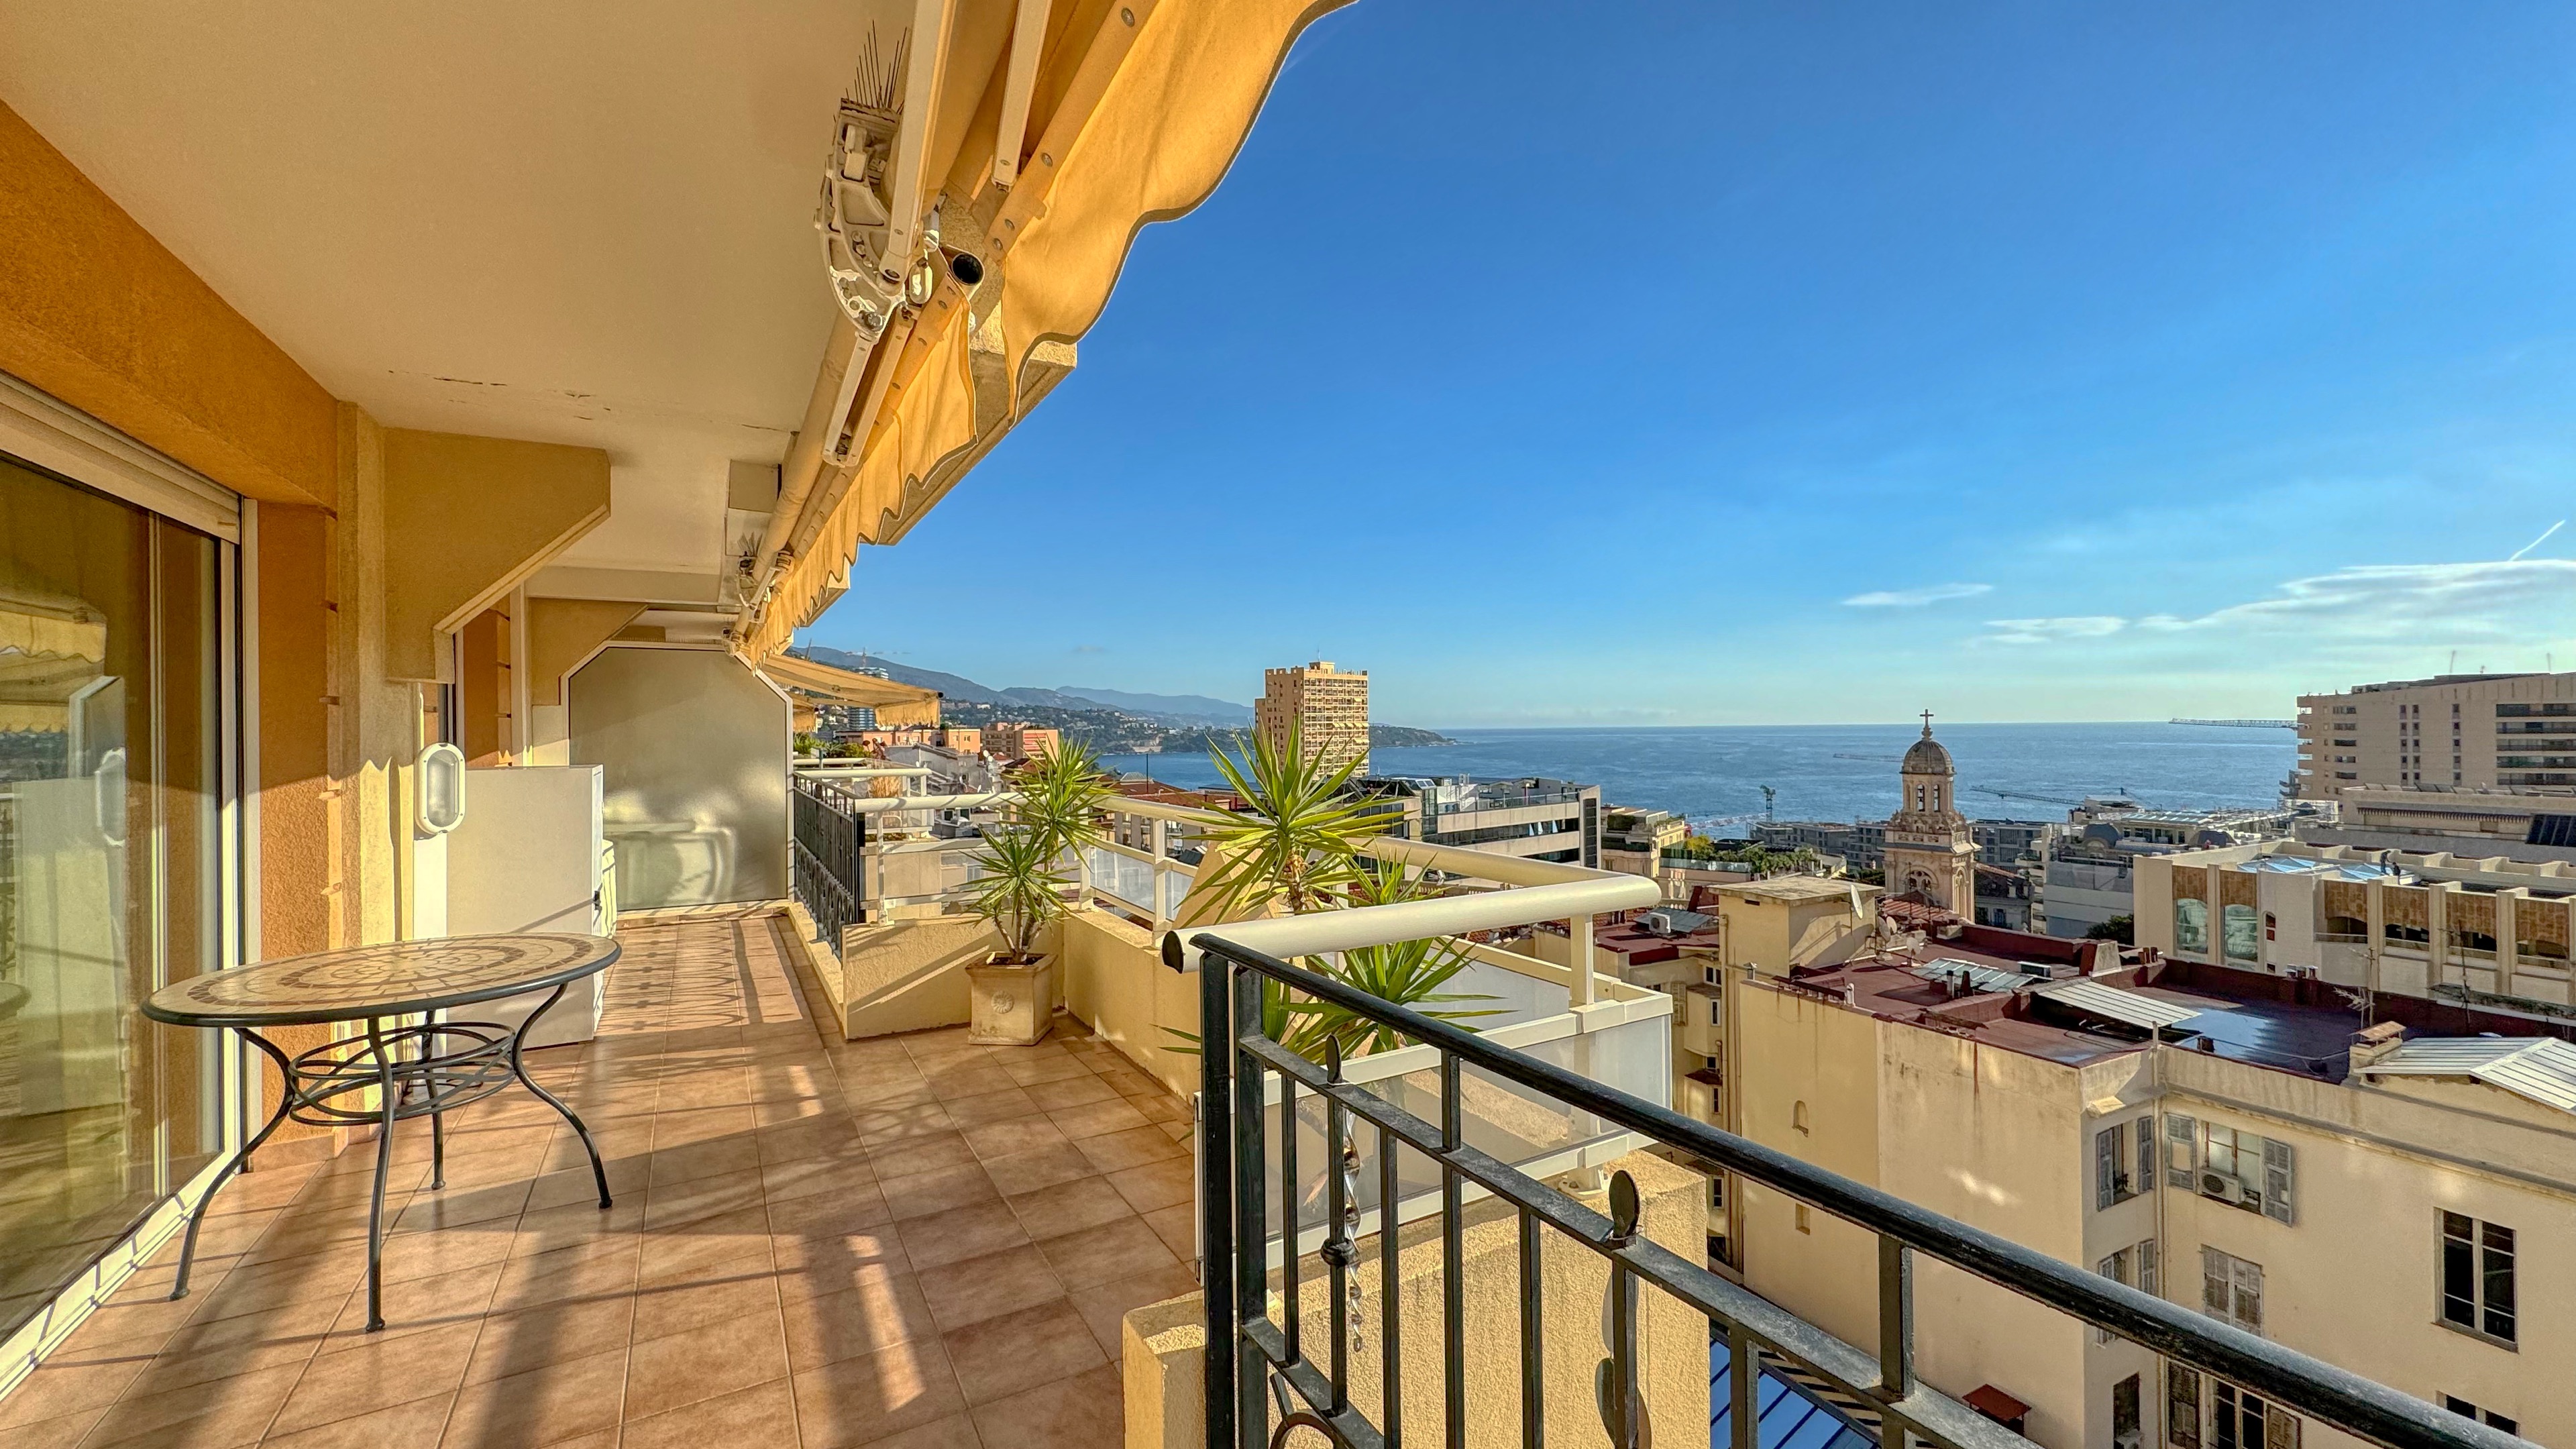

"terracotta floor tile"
[624,1305,788,1420]
[915,1244,1067,1333]
[1034,1216,1180,1292]
[1067,1265,1200,1362]
[923,1065,1018,1103]
[958,1113,1069,1163]
[765,1183,894,1240]
[645,1134,763,1188]
[1022,1074,1118,1112]
[782,1271,941,1369]
[439,1344,629,1448]
[1042,1097,1151,1141]
[759,1152,877,1205]
[881,1163,1001,1224]
[268,1318,479,1436]
[0,1406,110,1449]
[939,1085,1042,1130]
[619,1376,798,1449]
[858,1411,985,1449]
[1007,1175,1136,1242]
[999,1053,1092,1088]
[318,1257,505,1348]
[939,1298,1106,1406]
[978,1141,1098,1198]
[1143,1203,1199,1262]
[853,1102,959,1147]
[896,1201,1032,1272]
[1105,1155,1195,1216]
[260,1389,455,1449]
[635,1204,773,1287]
[462,1293,637,1385]
[866,1130,977,1178]
[791,1337,970,1448]
[390,1177,533,1235]
[631,1254,780,1344]
[0,1354,149,1430]
[78,1358,304,1448]
[1074,1126,1187,1175]
[639,1165,767,1230]
[967,1361,1123,1449]
[772,1220,913,1294]
[488,1236,641,1314]
[123,1295,339,1399]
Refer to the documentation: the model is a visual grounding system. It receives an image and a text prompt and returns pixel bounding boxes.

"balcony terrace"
[0,906,1183,1448]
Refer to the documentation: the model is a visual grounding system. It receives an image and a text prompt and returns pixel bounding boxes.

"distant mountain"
[796,648,1011,704]
[794,648,1254,726]
[1053,686,1253,726]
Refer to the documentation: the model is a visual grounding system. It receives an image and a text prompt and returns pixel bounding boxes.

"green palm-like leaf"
[1012,739,1114,863]
[1194,720,1403,918]
[967,826,1073,960]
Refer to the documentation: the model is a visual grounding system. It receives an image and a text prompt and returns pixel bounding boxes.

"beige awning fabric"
[744,0,1350,659]
[760,653,943,729]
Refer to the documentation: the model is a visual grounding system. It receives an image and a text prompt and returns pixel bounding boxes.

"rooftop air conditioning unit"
[1642,911,1676,936]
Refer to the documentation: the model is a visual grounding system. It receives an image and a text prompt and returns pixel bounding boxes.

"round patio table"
[142,933,621,1331]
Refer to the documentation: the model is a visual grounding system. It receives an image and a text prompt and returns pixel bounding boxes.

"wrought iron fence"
[1185,930,2518,1449]
[790,774,865,951]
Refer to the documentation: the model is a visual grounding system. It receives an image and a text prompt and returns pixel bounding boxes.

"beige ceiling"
[0,0,914,574]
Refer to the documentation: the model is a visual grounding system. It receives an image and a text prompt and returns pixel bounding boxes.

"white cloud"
[1976,616,2129,646]
[1843,582,1993,608]
[1971,560,2576,647]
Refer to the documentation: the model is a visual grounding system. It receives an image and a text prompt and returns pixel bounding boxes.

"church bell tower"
[1883,712,1978,914]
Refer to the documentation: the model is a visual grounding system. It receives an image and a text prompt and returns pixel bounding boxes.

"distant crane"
[1696,785,1778,834]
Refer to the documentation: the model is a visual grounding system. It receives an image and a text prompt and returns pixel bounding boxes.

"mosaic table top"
[143,934,619,1027]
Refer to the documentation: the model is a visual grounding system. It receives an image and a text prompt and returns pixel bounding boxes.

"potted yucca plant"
[963,741,1111,1044]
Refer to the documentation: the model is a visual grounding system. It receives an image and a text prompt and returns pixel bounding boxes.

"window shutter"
[2261,1139,2295,1226]
[2263,1407,2300,1449]
[2234,1259,2265,1336]
[2201,1248,2229,1318]
[2167,1365,2203,1449]
[2166,1114,2199,1189]
[2140,1239,2159,1297]
[2138,1117,2157,1197]
[2098,1126,2118,1211]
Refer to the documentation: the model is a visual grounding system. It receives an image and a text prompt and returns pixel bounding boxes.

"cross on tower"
[1921,709,1935,737]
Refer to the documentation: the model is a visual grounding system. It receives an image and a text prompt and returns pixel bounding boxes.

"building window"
[2202,1247,2264,1334]
[1709,998,1721,1026]
[2176,899,2210,955]
[2114,1374,2143,1449]
[2177,1122,2296,1224]
[2094,1239,2158,1342]
[2440,1212,2516,1345]
[2096,1117,2155,1210]
[2443,1398,2516,1436]
[2169,1365,2203,1449]
[2212,1381,2298,1449]
[2263,912,2276,942]
[1792,1100,1810,1134]
[2222,904,2260,961]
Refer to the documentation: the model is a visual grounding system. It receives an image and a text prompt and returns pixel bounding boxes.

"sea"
[1102,722,2296,835]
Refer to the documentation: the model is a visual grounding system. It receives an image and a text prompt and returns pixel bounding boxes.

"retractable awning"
[761,653,942,729]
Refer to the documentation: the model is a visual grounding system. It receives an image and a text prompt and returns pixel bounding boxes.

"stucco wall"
[1122,1151,1711,1449]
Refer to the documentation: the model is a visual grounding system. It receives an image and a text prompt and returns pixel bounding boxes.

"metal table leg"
[168,1028,299,1301]
[509,983,614,1209]
[362,1016,398,1332]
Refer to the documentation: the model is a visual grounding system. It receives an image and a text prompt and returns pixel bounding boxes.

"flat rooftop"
[1776,947,2366,1080]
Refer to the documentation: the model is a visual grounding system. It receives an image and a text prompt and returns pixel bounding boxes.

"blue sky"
[807,1,2576,728]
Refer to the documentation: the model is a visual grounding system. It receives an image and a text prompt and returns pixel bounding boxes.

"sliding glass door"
[0,451,230,1340]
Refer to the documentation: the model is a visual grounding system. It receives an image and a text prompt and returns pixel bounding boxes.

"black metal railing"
[1187,930,2520,1449]
[791,773,866,951]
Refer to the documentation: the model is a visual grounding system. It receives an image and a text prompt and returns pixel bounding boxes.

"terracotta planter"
[967,954,1055,1046]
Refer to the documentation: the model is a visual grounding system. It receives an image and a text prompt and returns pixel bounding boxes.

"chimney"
[2348,1020,2406,1077]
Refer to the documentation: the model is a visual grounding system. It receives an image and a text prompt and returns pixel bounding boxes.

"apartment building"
[2296,672,2576,798]
[1255,658,1369,773]
[2045,804,2301,942]
[1729,941,2573,1449]
[983,720,1061,759]
[2298,786,2576,865]
[1364,773,1600,867]
[1599,805,1688,877]
[2133,839,2576,1032]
